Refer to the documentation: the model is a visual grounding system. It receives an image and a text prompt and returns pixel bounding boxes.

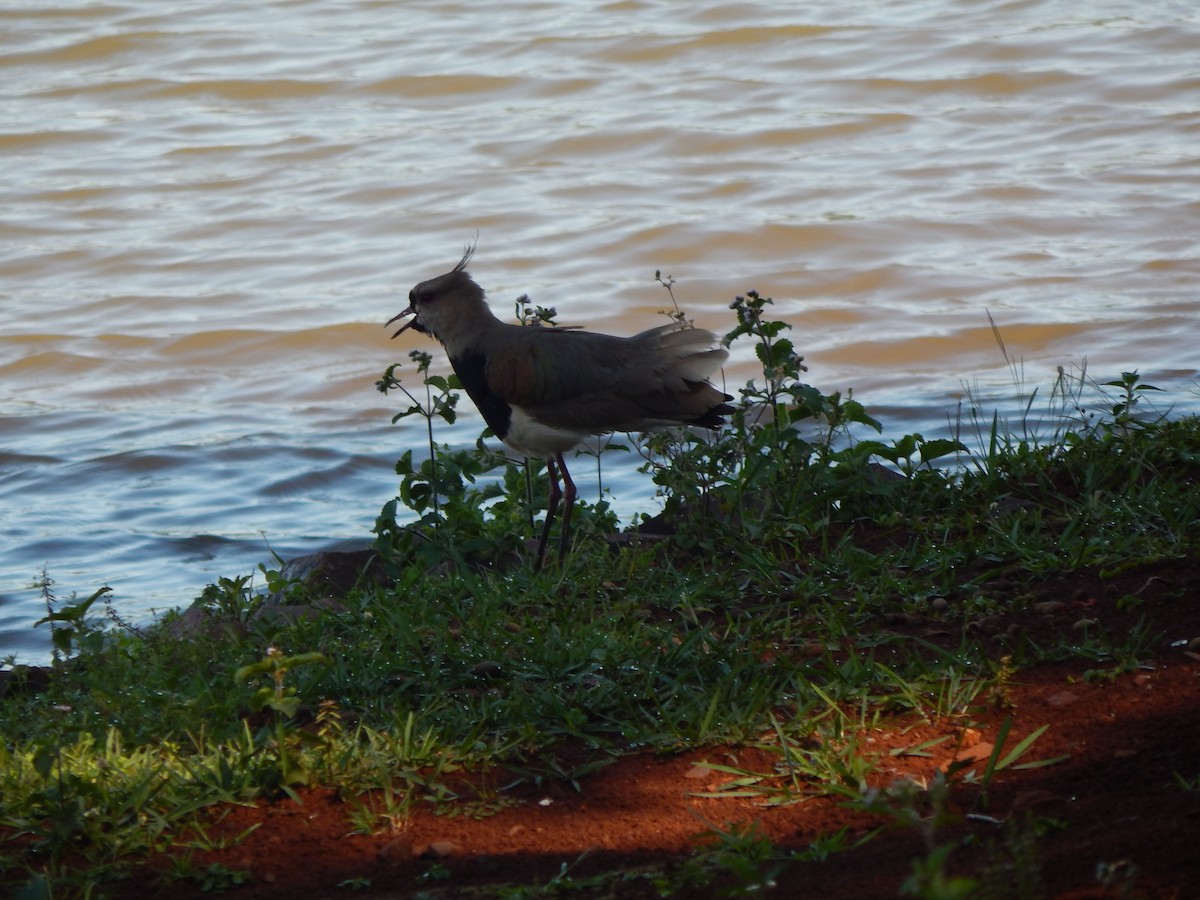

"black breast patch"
[450,351,513,440]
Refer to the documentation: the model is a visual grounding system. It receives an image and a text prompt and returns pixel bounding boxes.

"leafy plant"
[162,856,251,893]
[377,349,465,525]
[692,819,786,895]
[33,572,112,664]
[234,647,329,799]
[198,574,261,622]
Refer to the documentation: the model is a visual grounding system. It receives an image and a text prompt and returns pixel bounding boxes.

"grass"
[2,284,1198,897]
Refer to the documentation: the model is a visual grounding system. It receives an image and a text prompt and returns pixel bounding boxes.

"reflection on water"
[2,0,1198,660]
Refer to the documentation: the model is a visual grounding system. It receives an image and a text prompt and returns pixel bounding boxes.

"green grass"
[3,286,1198,897]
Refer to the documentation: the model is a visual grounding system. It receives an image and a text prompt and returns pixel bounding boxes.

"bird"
[386,246,734,569]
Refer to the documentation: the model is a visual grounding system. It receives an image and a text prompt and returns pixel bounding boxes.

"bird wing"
[484,324,729,432]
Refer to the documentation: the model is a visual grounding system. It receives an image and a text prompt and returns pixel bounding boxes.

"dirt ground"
[63,559,1200,897]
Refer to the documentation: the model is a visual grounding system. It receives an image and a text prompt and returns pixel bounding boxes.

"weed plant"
[2,281,1198,897]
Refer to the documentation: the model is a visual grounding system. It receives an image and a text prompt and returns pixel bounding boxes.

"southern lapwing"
[386,246,734,568]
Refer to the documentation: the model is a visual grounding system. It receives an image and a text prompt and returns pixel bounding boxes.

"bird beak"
[385,305,415,339]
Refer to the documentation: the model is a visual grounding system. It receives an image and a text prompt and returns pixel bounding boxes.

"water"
[3,0,1198,661]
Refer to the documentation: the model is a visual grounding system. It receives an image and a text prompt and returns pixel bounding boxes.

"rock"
[166,604,248,642]
[167,545,387,640]
[421,840,459,859]
[0,664,54,698]
[944,741,994,771]
[377,834,413,864]
[261,546,388,607]
[865,462,906,483]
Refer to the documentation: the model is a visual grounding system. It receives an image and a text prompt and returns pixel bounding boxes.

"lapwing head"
[387,245,487,345]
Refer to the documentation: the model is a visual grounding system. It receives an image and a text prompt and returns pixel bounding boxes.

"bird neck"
[429,294,504,357]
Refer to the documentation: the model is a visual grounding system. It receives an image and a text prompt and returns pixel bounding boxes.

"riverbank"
[3,363,1198,898]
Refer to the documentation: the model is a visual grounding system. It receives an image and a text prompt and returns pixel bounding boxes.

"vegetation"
[2,281,1197,898]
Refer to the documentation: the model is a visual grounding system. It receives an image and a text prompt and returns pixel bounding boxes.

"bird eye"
[408,289,417,302]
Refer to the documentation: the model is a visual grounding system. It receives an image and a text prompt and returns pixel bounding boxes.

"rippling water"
[2,1,1198,661]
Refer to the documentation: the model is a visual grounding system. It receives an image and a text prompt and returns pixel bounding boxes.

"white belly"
[502,406,592,459]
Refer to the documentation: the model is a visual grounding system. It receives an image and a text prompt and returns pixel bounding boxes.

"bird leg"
[533,453,577,570]
[534,456,563,571]
[556,452,577,565]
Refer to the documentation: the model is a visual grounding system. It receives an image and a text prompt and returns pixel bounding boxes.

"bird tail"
[634,324,734,427]
[652,324,729,382]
